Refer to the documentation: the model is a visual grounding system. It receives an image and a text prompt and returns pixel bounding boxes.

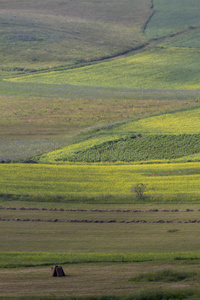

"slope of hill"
[2,0,200,161]
[0,0,151,78]
[7,0,200,90]
[8,46,200,90]
[145,0,200,39]
[39,107,200,163]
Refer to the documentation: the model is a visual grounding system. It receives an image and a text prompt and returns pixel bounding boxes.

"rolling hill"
[2,3,200,298]
[39,107,200,163]
[0,0,150,78]
[7,0,200,90]
[1,0,200,162]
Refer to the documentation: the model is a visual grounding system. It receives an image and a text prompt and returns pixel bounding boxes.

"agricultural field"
[39,107,200,163]
[1,81,199,161]
[1,200,200,298]
[1,0,200,299]
[1,162,200,201]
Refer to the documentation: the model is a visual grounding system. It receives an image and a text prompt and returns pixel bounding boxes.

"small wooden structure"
[51,265,65,277]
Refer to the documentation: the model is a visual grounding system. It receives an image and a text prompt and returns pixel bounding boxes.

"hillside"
[2,3,200,298]
[39,107,200,163]
[1,0,200,161]
[7,0,200,89]
[0,0,151,78]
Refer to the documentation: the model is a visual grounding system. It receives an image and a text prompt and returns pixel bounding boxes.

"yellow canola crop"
[1,162,200,200]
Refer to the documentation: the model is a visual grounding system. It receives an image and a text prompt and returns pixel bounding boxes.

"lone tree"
[131,183,146,199]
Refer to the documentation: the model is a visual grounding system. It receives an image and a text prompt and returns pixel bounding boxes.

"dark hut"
[51,265,65,277]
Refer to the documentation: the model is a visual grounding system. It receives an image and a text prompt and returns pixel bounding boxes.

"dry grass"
[2,96,197,139]
[0,262,197,298]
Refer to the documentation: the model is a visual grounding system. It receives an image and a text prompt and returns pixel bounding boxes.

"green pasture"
[145,0,200,39]
[1,201,200,253]
[6,0,200,91]
[118,107,200,135]
[8,46,200,90]
[1,221,200,253]
[2,0,200,163]
[1,199,200,298]
[1,162,200,202]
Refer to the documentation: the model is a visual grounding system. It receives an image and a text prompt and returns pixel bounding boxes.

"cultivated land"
[1,0,200,299]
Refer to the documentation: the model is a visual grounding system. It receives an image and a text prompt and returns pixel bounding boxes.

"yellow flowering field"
[117,107,200,135]
[1,162,200,202]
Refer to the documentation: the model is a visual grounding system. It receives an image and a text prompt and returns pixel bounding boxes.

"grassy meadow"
[8,46,200,90]
[7,0,200,92]
[1,0,200,299]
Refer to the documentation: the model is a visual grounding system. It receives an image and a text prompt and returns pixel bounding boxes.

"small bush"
[131,183,146,199]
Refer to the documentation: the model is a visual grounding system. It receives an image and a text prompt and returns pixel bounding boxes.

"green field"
[55,134,200,162]
[0,260,198,299]
[7,46,200,90]
[145,0,200,39]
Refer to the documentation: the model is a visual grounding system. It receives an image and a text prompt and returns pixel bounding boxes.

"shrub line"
[0,206,198,213]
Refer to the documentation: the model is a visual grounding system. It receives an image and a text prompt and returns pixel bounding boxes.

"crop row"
[1,206,198,213]
[1,217,200,224]
[40,107,200,163]
[1,252,200,269]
